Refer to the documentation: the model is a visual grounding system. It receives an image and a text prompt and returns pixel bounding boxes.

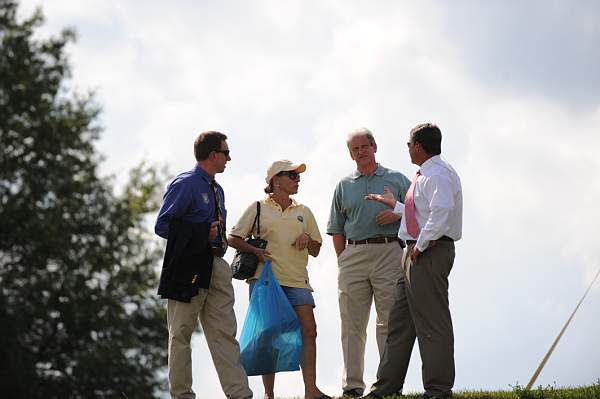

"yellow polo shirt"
[230,196,322,290]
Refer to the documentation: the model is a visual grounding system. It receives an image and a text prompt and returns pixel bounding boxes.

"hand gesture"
[209,221,219,242]
[376,209,401,225]
[364,185,396,208]
[291,232,310,250]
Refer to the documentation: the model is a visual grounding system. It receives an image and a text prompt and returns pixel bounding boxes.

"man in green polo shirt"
[327,128,411,398]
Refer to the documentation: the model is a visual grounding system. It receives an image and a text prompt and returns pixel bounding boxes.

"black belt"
[347,236,400,245]
[406,235,453,246]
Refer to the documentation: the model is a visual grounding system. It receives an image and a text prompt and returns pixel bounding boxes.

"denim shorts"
[249,281,315,308]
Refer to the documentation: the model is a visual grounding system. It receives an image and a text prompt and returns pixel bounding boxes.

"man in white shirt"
[361,123,463,399]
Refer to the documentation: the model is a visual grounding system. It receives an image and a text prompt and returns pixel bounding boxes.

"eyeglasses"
[277,170,301,180]
[214,149,230,157]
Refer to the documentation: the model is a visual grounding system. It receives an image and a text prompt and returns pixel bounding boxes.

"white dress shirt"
[393,155,462,252]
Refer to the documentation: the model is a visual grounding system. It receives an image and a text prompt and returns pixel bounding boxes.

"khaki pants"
[370,241,455,397]
[167,257,252,399]
[337,241,403,393]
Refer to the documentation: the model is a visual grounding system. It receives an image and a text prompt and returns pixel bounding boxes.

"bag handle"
[247,201,261,239]
[263,260,271,285]
[256,201,261,238]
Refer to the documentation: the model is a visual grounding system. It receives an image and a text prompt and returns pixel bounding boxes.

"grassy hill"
[292,382,600,399]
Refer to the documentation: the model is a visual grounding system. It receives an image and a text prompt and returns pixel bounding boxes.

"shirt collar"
[193,164,214,184]
[265,195,300,209]
[352,164,385,179]
[419,155,441,173]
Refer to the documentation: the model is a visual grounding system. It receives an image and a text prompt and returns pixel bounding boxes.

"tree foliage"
[0,2,167,397]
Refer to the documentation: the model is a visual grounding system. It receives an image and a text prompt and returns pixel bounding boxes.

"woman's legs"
[262,373,275,399]
[295,304,327,399]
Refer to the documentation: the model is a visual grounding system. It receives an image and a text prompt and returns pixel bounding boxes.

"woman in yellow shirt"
[229,160,330,399]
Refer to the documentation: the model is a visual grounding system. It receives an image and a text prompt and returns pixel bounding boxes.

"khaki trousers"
[337,241,403,393]
[167,257,252,399]
[370,241,455,397]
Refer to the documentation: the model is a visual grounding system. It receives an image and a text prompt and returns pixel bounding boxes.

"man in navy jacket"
[155,131,252,399]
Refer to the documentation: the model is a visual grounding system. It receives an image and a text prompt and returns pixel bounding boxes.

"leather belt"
[406,235,454,246]
[347,236,400,245]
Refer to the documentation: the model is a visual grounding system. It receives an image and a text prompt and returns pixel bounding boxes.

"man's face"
[407,135,420,165]
[348,135,377,168]
[213,140,230,174]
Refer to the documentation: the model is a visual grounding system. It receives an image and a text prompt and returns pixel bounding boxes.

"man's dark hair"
[194,131,228,161]
[410,123,442,155]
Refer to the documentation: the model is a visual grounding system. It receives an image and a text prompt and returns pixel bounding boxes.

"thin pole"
[526,268,600,390]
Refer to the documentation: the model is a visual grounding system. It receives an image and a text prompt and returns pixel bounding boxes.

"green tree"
[0,2,168,398]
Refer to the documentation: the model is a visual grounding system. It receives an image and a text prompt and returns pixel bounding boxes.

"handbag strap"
[256,201,261,238]
[249,201,261,238]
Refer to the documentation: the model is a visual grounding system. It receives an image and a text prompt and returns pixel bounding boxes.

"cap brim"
[293,163,306,173]
[265,162,307,184]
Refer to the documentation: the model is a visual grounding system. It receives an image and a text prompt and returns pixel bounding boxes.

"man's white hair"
[346,127,376,149]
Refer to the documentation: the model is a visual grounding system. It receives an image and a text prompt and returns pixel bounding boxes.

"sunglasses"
[277,170,301,180]
[214,149,230,157]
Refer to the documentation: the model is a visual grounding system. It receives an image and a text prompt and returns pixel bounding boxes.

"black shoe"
[343,388,364,397]
[417,392,452,399]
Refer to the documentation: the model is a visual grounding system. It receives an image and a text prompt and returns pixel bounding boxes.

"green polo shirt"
[327,164,411,241]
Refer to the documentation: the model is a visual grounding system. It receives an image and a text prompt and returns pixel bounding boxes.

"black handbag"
[230,202,268,280]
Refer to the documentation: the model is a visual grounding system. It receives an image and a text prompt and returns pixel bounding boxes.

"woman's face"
[273,170,300,195]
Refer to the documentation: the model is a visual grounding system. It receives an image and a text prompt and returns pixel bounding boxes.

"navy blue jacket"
[157,218,213,302]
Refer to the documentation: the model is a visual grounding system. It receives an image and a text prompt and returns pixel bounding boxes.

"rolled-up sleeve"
[393,201,405,215]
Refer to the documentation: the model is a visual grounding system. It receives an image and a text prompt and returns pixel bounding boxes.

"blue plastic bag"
[239,261,302,376]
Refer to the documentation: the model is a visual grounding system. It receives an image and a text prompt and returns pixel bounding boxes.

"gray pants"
[370,241,455,397]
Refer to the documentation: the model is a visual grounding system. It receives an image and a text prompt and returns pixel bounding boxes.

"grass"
[285,381,600,399]
[396,382,599,398]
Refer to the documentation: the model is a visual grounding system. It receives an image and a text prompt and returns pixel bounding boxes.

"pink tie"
[404,171,420,238]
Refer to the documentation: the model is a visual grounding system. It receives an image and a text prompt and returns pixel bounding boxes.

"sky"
[18,1,600,397]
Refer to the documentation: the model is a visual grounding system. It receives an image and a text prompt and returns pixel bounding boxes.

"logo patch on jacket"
[297,215,304,223]
[201,193,210,204]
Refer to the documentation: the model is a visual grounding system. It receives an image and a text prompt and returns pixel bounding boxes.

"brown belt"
[347,236,400,245]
